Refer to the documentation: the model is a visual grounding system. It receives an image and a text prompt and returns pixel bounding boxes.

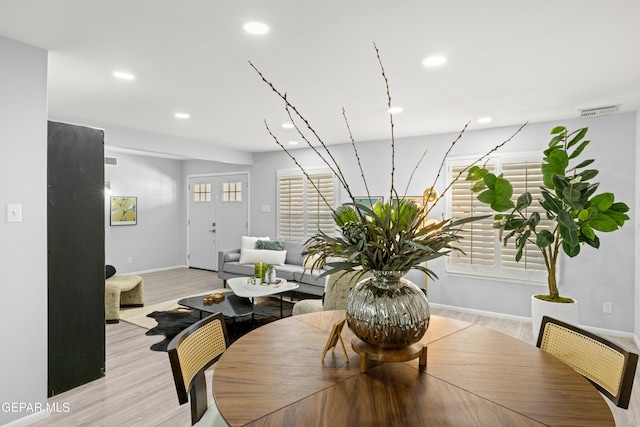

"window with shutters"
[446,154,554,283]
[277,169,336,242]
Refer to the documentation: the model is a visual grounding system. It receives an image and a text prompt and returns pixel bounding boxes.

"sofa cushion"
[239,248,287,265]
[242,236,270,249]
[283,241,305,265]
[273,264,302,281]
[223,262,255,276]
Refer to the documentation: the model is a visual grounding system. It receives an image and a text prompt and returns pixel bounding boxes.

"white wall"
[0,37,48,425]
[636,109,640,338]
[97,125,253,166]
[249,113,637,332]
[104,150,186,273]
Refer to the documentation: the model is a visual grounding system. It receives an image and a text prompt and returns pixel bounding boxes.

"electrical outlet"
[6,203,22,223]
[128,257,133,264]
[603,302,613,314]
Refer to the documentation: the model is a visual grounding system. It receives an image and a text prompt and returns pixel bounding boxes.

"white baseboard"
[430,302,638,342]
[127,265,189,275]
[582,324,637,340]
[429,302,531,323]
[1,410,48,427]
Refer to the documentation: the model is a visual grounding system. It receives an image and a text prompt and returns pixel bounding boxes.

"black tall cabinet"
[47,121,105,396]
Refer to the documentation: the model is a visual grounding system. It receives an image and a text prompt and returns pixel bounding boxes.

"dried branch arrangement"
[250,43,526,279]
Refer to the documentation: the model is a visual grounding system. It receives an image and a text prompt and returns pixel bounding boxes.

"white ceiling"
[1,0,639,155]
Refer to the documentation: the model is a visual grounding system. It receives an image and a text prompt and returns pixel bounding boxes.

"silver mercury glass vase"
[346,270,430,349]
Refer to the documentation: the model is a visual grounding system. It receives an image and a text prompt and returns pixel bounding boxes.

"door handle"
[209,229,216,233]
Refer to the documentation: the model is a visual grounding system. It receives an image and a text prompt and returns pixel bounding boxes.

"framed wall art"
[353,196,383,208]
[110,196,137,226]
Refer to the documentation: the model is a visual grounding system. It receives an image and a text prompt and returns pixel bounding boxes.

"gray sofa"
[217,240,326,296]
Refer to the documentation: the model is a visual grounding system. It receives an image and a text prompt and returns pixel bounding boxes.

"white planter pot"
[531,295,579,342]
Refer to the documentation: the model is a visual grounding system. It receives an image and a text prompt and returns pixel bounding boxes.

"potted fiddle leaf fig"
[466,126,630,336]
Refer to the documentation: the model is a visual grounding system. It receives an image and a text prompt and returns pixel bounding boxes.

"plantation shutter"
[305,173,335,237]
[278,171,336,241]
[278,176,304,241]
[448,164,496,268]
[500,162,551,272]
[446,156,552,283]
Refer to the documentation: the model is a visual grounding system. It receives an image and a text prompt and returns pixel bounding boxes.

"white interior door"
[188,177,216,270]
[215,174,249,265]
[188,174,248,271]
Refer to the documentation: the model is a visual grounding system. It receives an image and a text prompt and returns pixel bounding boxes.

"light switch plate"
[261,205,271,213]
[7,203,22,223]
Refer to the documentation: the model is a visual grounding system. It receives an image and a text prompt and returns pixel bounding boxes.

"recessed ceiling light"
[421,56,447,67]
[113,71,135,80]
[243,22,269,35]
[288,141,299,145]
[388,106,403,114]
[477,117,492,124]
[282,123,295,129]
[175,113,190,119]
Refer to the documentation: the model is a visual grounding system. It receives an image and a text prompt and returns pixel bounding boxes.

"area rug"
[145,296,294,352]
[146,308,203,351]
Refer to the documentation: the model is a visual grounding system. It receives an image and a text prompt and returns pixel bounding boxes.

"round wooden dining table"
[212,310,614,426]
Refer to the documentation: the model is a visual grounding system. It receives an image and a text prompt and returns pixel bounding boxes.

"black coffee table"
[178,292,253,337]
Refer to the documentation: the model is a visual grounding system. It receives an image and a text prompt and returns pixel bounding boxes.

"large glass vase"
[346,270,430,349]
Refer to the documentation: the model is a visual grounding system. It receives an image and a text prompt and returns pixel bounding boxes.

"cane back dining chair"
[167,312,229,426]
[537,315,638,409]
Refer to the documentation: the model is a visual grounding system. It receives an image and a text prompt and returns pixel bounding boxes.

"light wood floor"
[31,268,639,427]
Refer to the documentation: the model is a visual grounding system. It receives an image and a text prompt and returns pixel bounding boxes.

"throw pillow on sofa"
[242,235,270,250]
[239,248,287,265]
[256,239,284,251]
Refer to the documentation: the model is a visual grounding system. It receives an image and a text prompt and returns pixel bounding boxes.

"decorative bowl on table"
[203,293,225,305]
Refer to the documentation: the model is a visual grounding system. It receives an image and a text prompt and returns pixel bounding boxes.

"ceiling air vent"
[105,156,118,166]
[579,105,619,118]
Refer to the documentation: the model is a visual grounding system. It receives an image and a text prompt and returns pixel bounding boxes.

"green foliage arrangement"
[304,199,483,281]
[466,126,630,301]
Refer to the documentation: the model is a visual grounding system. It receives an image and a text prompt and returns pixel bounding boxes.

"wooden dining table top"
[212,310,615,427]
